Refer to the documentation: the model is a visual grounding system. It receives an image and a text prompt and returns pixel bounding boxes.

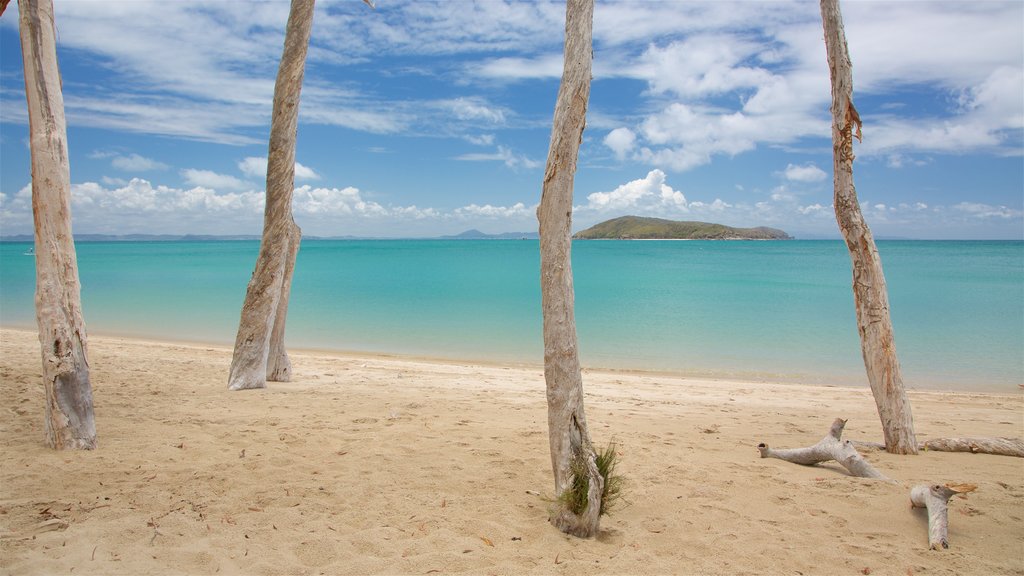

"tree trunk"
[820,0,917,455]
[228,0,314,390]
[267,220,301,382]
[19,0,96,449]
[538,0,603,539]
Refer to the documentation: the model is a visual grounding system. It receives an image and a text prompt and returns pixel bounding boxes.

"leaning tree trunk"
[820,0,917,455]
[19,0,96,449]
[228,0,314,390]
[267,220,301,382]
[538,0,603,538]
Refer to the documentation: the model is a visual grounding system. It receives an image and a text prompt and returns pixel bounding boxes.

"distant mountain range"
[573,216,792,240]
[438,229,538,240]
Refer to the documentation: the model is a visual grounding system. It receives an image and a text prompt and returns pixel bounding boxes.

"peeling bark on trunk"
[538,0,603,538]
[910,483,976,550]
[820,0,917,455]
[19,0,96,450]
[228,0,313,390]
[757,418,888,480]
[267,221,301,382]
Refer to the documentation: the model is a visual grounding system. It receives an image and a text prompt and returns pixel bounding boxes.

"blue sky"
[1,0,1021,239]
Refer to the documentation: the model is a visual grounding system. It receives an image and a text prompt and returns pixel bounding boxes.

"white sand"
[1,328,1022,575]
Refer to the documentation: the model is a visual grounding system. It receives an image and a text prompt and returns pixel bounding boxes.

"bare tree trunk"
[820,0,917,455]
[538,0,603,539]
[228,0,314,391]
[19,0,96,449]
[267,220,301,382]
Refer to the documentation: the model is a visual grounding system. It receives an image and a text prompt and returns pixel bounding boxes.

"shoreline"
[2,327,1022,575]
[3,326,1017,395]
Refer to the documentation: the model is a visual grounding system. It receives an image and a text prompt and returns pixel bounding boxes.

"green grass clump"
[559,442,624,517]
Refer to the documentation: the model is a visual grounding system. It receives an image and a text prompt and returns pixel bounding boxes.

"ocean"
[1,239,1021,392]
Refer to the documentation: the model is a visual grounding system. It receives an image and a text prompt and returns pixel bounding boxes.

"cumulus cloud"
[582,169,688,213]
[453,202,532,219]
[180,169,249,191]
[238,157,321,181]
[604,127,636,161]
[782,163,828,183]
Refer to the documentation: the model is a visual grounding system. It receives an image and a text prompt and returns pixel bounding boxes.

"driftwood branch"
[757,418,889,480]
[853,437,1024,458]
[909,483,976,550]
[920,437,1024,457]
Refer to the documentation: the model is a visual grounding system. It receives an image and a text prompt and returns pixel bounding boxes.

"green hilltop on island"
[573,216,792,240]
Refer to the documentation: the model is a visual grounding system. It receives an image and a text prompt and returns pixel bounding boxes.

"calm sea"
[1,240,1021,392]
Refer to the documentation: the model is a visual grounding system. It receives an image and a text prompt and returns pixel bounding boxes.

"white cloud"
[604,127,636,161]
[783,163,827,183]
[953,202,1023,219]
[465,134,495,146]
[453,203,531,219]
[238,157,320,181]
[798,203,829,216]
[454,146,541,170]
[471,53,564,81]
[444,98,507,124]
[293,185,388,217]
[108,153,169,172]
[180,169,249,191]
[582,169,688,213]
[634,34,775,98]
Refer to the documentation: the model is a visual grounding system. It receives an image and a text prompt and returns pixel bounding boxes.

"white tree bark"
[267,220,301,382]
[820,0,917,455]
[910,483,976,550]
[854,436,1024,458]
[228,0,314,390]
[538,0,603,538]
[758,418,889,480]
[19,0,96,450]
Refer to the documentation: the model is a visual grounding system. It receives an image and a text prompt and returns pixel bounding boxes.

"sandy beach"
[1,327,1022,575]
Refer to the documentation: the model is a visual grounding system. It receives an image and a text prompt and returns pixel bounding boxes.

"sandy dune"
[1,328,1022,575]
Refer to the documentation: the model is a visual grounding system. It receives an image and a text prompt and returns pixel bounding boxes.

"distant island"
[439,229,538,240]
[574,216,791,240]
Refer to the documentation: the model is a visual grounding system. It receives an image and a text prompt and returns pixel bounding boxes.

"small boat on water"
[23,247,33,256]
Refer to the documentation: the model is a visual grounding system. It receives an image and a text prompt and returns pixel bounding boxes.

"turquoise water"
[1,240,1021,392]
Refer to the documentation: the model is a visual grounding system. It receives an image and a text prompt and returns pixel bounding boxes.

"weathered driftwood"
[538,0,603,538]
[20,0,96,449]
[820,0,917,455]
[853,437,1024,458]
[910,483,976,550]
[920,437,1024,457]
[228,0,314,390]
[757,418,888,480]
